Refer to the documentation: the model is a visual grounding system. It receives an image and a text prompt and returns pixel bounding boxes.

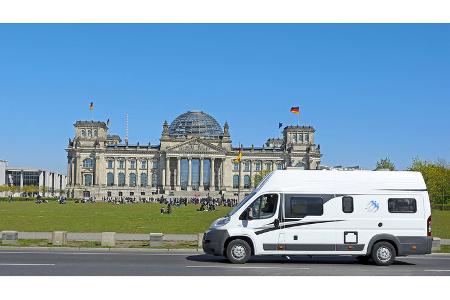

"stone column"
[94,156,100,186]
[250,159,253,188]
[124,158,129,186]
[211,158,215,190]
[187,157,192,190]
[146,159,150,189]
[239,161,244,189]
[162,169,166,187]
[20,170,24,188]
[221,158,225,189]
[176,157,181,188]
[165,157,170,189]
[272,161,275,172]
[135,159,139,188]
[199,158,204,189]
[69,158,74,186]
[76,156,82,186]
[222,158,232,190]
[67,158,71,186]
[113,158,118,186]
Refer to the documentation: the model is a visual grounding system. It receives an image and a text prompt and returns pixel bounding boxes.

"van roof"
[258,169,427,194]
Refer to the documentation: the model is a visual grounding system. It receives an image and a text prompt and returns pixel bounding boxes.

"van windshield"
[226,192,256,217]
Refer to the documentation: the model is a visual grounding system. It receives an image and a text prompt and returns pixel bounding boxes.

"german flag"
[89,102,94,111]
[234,148,243,163]
[290,106,300,114]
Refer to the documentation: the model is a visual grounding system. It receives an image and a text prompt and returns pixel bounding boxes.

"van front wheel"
[371,241,396,266]
[226,239,251,264]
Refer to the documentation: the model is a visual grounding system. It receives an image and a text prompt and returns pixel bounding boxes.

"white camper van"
[203,170,432,266]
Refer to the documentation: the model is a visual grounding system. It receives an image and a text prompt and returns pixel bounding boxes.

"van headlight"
[211,216,230,228]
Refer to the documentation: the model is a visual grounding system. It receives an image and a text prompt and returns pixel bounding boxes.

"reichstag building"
[66,111,322,199]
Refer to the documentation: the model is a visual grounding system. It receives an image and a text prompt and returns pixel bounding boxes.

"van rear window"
[284,196,323,218]
[388,198,417,213]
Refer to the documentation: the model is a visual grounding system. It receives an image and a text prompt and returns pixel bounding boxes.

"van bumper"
[202,229,229,256]
[398,236,433,256]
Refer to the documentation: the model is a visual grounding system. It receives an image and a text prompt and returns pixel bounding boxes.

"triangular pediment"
[165,138,226,155]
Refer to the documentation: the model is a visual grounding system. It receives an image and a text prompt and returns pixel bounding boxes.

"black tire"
[226,239,251,264]
[371,241,396,266]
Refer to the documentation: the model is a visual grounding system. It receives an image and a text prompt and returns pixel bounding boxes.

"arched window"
[88,129,92,137]
[152,173,158,187]
[94,130,98,137]
[118,173,125,186]
[107,172,114,186]
[83,158,94,168]
[244,175,251,189]
[84,174,92,186]
[140,173,148,187]
[129,173,136,187]
[233,175,239,188]
[81,129,86,137]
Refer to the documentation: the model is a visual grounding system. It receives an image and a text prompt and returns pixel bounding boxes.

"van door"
[240,193,281,252]
[277,194,337,254]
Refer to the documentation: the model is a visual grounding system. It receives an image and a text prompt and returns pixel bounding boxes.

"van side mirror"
[240,208,249,220]
[274,219,280,228]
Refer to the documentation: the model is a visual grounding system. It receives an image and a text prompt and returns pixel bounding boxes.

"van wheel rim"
[376,246,392,262]
[231,245,246,260]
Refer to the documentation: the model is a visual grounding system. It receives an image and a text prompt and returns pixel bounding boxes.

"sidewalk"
[0,246,203,253]
[17,232,198,242]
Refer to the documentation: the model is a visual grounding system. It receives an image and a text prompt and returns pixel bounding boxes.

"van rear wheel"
[371,242,396,266]
[226,239,251,264]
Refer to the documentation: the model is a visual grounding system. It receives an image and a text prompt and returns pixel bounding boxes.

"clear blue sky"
[0,24,449,173]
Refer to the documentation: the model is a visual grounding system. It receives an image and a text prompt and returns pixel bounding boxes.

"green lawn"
[0,202,231,234]
[0,201,448,238]
[432,210,450,239]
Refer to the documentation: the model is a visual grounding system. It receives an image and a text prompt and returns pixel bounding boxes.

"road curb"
[0,246,204,253]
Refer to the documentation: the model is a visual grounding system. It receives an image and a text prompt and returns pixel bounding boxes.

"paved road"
[0,249,449,276]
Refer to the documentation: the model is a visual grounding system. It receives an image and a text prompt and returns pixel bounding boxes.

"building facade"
[0,159,67,197]
[66,111,321,199]
[0,160,6,186]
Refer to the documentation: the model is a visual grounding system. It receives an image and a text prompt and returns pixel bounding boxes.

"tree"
[408,158,450,205]
[0,185,9,193]
[23,185,39,196]
[39,186,49,196]
[375,158,395,171]
[253,169,272,188]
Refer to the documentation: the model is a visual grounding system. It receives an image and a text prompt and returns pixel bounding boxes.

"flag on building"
[106,118,110,126]
[278,122,283,129]
[89,102,94,111]
[234,148,243,163]
[290,106,300,114]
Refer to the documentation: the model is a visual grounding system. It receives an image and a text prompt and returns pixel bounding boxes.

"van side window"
[388,198,417,213]
[342,196,354,213]
[284,195,323,218]
[245,194,278,220]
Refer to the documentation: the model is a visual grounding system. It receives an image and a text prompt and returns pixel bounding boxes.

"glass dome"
[169,111,223,139]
